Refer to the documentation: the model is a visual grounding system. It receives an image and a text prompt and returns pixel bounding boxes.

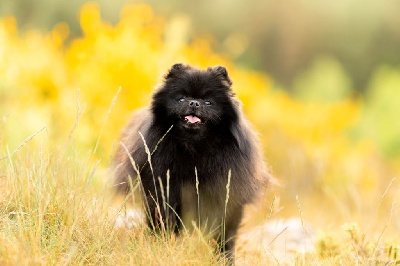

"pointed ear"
[208,65,232,86]
[165,63,187,79]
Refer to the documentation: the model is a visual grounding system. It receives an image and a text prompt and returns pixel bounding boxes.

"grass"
[0,101,399,265]
[1,127,400,265]
[0,132,222,265]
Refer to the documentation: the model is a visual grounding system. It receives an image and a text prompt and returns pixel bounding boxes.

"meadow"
[1,3,400,265]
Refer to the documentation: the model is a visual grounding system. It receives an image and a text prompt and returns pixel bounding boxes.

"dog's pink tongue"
[185,115,201,124]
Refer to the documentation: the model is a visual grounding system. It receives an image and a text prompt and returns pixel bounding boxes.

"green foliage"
[359,65,400,157]
[293,55,352,102]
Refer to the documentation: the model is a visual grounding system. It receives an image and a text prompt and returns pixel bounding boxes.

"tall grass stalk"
[93,86,121,155]
[119,142,153,229]
[195,167,200,229]
[10,126,46,158]
[221,169,231,261]
[139,132,159,206]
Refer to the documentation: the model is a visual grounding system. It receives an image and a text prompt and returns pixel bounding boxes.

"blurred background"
[3,0,400,94]
[1,0,400,236]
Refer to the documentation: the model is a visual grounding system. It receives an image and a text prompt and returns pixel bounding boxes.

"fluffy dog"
[113,63,270,257]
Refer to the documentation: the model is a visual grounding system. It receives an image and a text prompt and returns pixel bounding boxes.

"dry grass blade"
[268,195,276,220]
[195,167,200,228]
[296,195,313,241]
[158,177,167,216]
[93,86,121,155]
[373,191,398,257]
[108,140,116,171]
[224,169,231,219]
[139,125,173,172]
[139,132,159,205]
[165,202,187,233]
[65,89,86,148]
[373,178,396,219]
[119,141,153,223]
[221,170,232,255]
[10,126,46,158]
[268,226,289,247]
[151,125,173,156]
[85,159,101,192]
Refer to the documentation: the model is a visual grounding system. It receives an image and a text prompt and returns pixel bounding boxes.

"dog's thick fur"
[113,64,270,256]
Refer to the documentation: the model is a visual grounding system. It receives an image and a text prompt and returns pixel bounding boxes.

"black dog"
[113,63,270,257]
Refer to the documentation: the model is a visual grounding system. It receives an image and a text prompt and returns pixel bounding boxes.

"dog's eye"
[178,97,185,102]
[204,100,212,105]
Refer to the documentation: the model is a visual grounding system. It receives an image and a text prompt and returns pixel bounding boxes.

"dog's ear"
[208,65,232,86]
[165,63,187,79]
[214,66,228,78]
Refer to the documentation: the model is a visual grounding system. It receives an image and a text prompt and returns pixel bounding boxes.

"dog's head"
[152,64,239,139]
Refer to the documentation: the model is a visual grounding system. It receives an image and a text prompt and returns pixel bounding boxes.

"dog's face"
[152,64,238,138]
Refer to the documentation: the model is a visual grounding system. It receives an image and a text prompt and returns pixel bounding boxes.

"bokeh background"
[1,0,400,248]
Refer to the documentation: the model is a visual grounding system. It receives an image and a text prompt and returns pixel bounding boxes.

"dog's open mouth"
[183,115,202,124]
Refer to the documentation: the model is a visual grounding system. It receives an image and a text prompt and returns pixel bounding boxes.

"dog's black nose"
[189,100,200,107]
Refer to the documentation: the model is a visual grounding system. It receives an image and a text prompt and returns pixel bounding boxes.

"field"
[1,3,400,265]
